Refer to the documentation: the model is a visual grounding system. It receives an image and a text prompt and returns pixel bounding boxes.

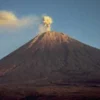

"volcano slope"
[0,31,100,85]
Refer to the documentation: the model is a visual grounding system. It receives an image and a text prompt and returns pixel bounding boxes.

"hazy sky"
[0,0,100,59]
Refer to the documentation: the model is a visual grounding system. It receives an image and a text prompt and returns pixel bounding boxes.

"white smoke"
[0,11,53,34]
[39,16,53,33]
[0,10,40,33]
[0,11,40,28]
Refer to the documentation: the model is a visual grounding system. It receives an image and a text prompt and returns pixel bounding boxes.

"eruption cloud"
[0,11,53,34]
[0,11,40,28]
[0,10,40,33]
[43,16,53,31]
[39,16,53,33]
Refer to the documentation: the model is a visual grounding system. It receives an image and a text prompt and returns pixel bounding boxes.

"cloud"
[0,11,40,32]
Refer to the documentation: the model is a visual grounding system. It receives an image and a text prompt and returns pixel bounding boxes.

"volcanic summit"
[0,31,100,85]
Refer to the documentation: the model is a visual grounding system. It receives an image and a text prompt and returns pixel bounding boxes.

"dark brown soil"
[0,85,100,100]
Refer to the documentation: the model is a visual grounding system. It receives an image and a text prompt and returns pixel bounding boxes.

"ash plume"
[0,11,53,34]
[0,10,40,33]
[39,16,53,33]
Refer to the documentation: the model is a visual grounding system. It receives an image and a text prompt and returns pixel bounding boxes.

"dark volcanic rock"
[0,31,100,85]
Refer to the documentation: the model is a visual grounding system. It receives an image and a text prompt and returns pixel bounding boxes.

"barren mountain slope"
[0,31,100,85]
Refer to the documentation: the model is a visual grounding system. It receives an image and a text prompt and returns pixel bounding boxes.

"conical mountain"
[0,31,100,85]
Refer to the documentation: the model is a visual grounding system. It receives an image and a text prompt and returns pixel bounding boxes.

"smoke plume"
[0,11,53,34]
[39,16,53,33]
[0,10,40,33]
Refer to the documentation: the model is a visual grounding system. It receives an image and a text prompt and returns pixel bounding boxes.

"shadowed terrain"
[0,85,100,100]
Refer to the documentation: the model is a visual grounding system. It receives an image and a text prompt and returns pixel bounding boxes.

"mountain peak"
[29,31,69,48]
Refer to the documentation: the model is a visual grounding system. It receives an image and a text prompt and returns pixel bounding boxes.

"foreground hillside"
[0,85,100,100]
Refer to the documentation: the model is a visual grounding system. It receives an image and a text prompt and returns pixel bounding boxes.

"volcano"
[0,31,100,85]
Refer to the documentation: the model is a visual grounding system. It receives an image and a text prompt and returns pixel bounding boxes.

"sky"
[0,0,100,59]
